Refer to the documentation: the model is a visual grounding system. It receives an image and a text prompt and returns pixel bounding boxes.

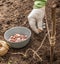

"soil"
[0,0,60,64]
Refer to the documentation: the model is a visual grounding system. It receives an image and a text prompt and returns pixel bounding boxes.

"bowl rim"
[4,26,31,43]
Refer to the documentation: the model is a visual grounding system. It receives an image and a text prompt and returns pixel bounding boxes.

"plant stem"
[50,4,56,64]
[50,45,54,64]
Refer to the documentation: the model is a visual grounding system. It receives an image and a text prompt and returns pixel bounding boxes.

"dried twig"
[50,4,56,64]
[25,48,42,61]
[11,48,42,61]
[45,16,51,44]
[33,33,48,59]
[36,33,47,52]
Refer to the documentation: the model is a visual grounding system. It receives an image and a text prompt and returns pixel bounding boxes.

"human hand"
[28,7,45,34]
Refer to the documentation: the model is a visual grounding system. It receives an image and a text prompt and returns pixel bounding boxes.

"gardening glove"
[28,6,45,34]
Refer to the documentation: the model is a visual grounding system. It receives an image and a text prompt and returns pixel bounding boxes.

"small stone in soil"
[6,21,10,24]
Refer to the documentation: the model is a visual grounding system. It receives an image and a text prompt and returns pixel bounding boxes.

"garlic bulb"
[0,40,9,56]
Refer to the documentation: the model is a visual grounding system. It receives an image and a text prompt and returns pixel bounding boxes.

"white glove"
[28,6,45,34]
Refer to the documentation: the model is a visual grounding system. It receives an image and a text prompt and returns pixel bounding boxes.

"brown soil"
[0,0,60,64]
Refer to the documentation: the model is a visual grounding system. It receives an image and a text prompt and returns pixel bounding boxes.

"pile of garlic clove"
[9,34,27,42]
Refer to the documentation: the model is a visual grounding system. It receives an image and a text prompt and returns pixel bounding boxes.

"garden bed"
[0,0,60,64]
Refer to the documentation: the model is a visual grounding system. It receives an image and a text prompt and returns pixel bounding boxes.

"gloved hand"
[28,6,45,34]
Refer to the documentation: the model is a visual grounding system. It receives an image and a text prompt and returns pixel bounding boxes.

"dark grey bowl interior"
[4,27,31,48]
